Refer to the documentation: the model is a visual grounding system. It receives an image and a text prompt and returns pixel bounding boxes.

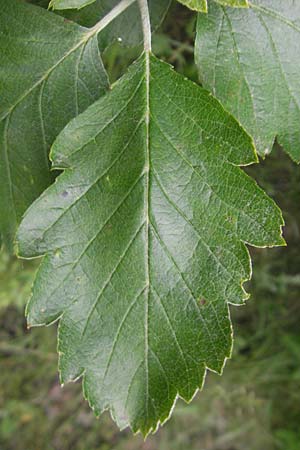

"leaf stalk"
[138,0,152,52]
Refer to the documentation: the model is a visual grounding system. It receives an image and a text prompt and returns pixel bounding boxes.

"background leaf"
[49,0,96,11]
[0,0,108,250]
[177,0,208,13]
[215,0,248,6]
[195,0,300,162]
[29,0,172,50]
[17,53,284,435]
[176,0,248,12]
[63,0,172,49]
[27,0,50,6]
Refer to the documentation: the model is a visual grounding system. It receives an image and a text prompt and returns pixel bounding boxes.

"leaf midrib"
[144,50,151,424]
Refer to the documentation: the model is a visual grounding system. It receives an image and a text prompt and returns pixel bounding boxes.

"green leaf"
[26,0,172,50]
[17,53,284,436]
[176,0,248,12]
[0,0,108,250]
[195,0,300,162]
[49,0,96,10]
[27,0,50,6]
[62,0,172,49]
[177,0,208,13]
[215,0,248,7]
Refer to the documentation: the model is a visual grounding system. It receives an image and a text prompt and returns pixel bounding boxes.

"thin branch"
[86,0,137,38]
[138,0,152,52]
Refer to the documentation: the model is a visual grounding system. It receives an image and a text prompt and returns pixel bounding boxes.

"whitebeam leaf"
[17,53,284,435]
[196,0,300,162]
[0,0,108,250]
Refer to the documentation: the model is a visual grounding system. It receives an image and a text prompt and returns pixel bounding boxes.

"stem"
[86,0,137,38]
[138,0,152,52]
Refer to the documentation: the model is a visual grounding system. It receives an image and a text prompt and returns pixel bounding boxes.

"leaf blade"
[177,0,208,12]
[17,53,284,435]
[60,0,172,49]
[49,0,96,10]
[0,0,108,250]
[215,0,248,7]
[176,0,248,12]
[195,0,300,162]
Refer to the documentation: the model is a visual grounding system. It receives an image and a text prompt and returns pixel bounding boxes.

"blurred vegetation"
[0,3,299,450]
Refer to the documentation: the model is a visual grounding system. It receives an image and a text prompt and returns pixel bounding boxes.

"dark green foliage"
[196,0,300,162]
[17,50,284,433]
[1,148,299,449]
[0,0,108,249]
[0,0,298,437]
[28,0,172,50]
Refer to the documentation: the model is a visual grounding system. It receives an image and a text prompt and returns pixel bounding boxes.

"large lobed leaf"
[17,52,284,435]
[196,0,300,162]
[0,0,108,250]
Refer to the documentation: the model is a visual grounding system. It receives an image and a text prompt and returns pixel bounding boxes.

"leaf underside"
[17,53,284,435]
[0,0,108,250]
[177,0,248,13]
[196,0,300,162]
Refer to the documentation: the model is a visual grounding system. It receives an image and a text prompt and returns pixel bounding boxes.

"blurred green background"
[1,4,299,450]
